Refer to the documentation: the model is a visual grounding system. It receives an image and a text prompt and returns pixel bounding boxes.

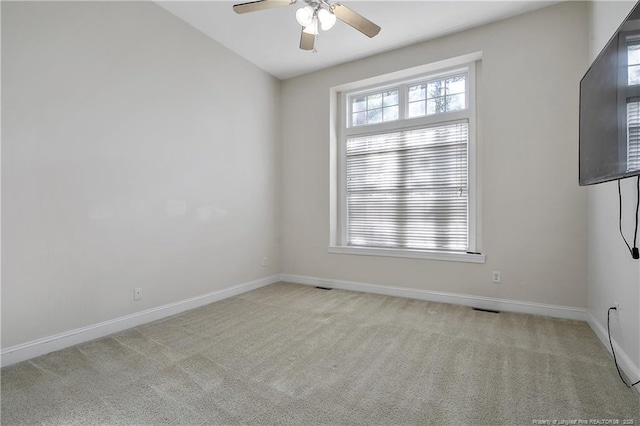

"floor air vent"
[472,307,500,314]
[315,286,333,290]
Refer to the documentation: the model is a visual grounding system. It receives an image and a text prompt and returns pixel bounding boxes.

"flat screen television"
[580,2,640,186]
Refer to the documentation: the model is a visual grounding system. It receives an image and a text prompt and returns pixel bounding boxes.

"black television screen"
[580,2,640,185]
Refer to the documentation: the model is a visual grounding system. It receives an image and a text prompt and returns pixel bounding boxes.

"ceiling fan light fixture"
[303,18,318,35]
[232,0,382,51]
[295,5,315,27]
[317,8,336,31]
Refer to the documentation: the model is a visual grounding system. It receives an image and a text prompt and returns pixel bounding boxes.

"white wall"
[1,1,281,349]
[587,1,640,385]
[280,2,589,308]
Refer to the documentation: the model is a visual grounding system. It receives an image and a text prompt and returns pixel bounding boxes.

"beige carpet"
[2,282,639,425]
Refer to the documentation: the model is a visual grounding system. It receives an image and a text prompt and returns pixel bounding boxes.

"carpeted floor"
[2,282,639,425]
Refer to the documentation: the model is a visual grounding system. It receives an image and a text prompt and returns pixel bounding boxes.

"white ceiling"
[157,1,557,80]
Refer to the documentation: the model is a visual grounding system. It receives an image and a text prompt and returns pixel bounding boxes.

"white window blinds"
[346,121,469,252]
[627,100,640,173]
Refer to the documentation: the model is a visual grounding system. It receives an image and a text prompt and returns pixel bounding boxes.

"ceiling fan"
[232,0,381,51]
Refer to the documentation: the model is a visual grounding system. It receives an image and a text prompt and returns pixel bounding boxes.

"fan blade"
[233,0,292,14]
[300,29,315,50]
[331,3,380,38]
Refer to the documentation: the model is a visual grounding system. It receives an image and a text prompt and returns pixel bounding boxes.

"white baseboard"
[0,275,280,367]
[587,311,640,395]
[0,274,592,368]
[281,274,587,321]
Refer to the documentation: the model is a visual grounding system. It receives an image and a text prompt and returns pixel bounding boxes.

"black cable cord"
[617,178,640,259]
[633,176,640,248]
[618,180,632,255]
[607,307,640,388]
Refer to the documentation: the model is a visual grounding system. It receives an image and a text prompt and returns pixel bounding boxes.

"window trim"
[328,245,486,264]
[330,53,483,263]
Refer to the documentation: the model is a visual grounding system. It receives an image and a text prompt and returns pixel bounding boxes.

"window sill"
[327,246,486,264]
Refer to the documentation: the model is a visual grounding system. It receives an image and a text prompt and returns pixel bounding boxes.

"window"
[351,90,399,126]
[346,122,469,252]
[407,74,466,117]
[627,42,640,85]
[622,34,640,172]
[331,58,482,263]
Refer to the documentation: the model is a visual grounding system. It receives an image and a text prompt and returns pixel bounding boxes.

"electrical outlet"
[134,287,142,301]
[492,271,501,283]
[262,257,268,267]
[613,302,620,319]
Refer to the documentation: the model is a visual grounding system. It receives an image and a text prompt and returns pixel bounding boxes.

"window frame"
[330,56,484,264]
